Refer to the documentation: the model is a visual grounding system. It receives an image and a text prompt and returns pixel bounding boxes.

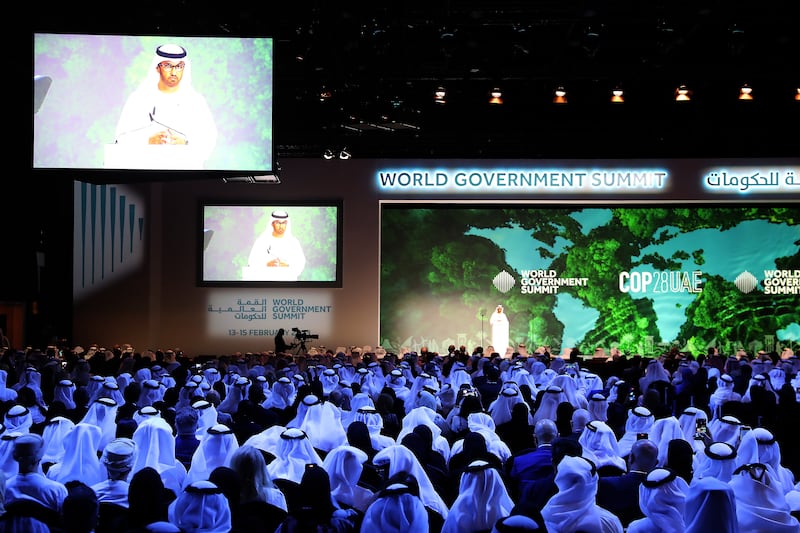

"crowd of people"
[1,341,799,532]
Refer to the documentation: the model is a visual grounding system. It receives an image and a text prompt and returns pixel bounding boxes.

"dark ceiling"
[33,1,799,160]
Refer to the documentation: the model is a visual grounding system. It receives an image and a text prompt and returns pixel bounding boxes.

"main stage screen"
[200,202,342,287]
[33,33,273,175]
[379,204,799,356]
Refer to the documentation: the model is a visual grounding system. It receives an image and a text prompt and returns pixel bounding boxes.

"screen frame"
[198,199,344,288]
[32,31,274,180]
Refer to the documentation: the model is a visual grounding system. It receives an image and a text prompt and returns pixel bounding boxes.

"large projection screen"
[33,33,273,175]
[379,204,799,357]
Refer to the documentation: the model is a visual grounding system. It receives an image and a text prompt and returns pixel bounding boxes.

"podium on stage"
[242,265,300,282]
[103,144,204,170]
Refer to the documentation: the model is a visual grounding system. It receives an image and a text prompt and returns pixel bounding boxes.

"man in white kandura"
[114,43,218,169]
[490,305,510,357]
[245,210,306,281]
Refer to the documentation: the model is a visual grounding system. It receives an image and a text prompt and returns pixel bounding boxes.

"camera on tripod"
[291,327,319,341]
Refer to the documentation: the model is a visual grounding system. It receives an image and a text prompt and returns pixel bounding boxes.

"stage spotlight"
[339,148,352,160]
[610,87,625,103]
[322,149,335,160]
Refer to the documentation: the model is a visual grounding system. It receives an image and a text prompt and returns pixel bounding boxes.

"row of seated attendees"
[0,342,799,532]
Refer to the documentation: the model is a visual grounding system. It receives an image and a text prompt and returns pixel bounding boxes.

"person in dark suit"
[506,418,558,501]
[509,436,583,531]
[596,437,659,528]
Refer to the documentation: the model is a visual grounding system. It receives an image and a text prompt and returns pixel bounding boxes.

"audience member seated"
[596,438,659,528]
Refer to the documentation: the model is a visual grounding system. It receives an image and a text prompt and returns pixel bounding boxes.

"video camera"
[291,327,319,341]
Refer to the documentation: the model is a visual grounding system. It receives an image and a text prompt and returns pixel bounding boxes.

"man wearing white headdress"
[245,210,306,281]
[489,305,510,357]
[678,406,709,459]
[532,385,567,425]
[138,379,165,407]
[191,399,218,438]
[627,467,689,533]
[385,369,411,404]
[488,386,527,427]
[217,376,250,416]
[45,422,105,487]
[266,428,323,484]
[648,416,687,467]
[736,426,796,494]
[53,379,76,411]
[342,391,375,429]
[406,373,441,414]
[579,420,627,475]
[3,405,33,435]
[78,397,118,452]
[298,395,348,453]
[694,441,738,483]
[684,476,739,533]
[709,373,741,420]
[360,477,429,533]
[133,417,188,496]
[455,412,512,465]
[322,445,375,513]
[397,392,451,461]
[540,454,623,533]
[0,431,22,477]
[132,405,162,427]
[40,416,75,467]
[441,459,514,533]
[114,43,218,169]
[320,368,340,399]
[617,406,655,458]
[168,480,231,533]
[550,373,589,410]
[373,444,450,522]
[263,376,295,411]
[0,369,18,404]
[183,424,237,489]
[708,414,742,448]
[729,461,800,532]
[352,406,395,450]
[588,392,609,422]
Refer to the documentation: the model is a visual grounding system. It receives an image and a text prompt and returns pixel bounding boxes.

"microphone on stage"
[150,107,188,142]
[114,118,157,144]
[480,308,486,318]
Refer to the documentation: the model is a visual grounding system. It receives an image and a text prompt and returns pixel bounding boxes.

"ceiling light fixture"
[339,147,352,160]
[489,87,503,105]
[434,86,447,105]
[738,84,753,100]
[610,87,625,103]
[319,87,333,102]
[221,174,280,184]
[322,149,335,160]
[553,87,567,104]
[675,85,691,102]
